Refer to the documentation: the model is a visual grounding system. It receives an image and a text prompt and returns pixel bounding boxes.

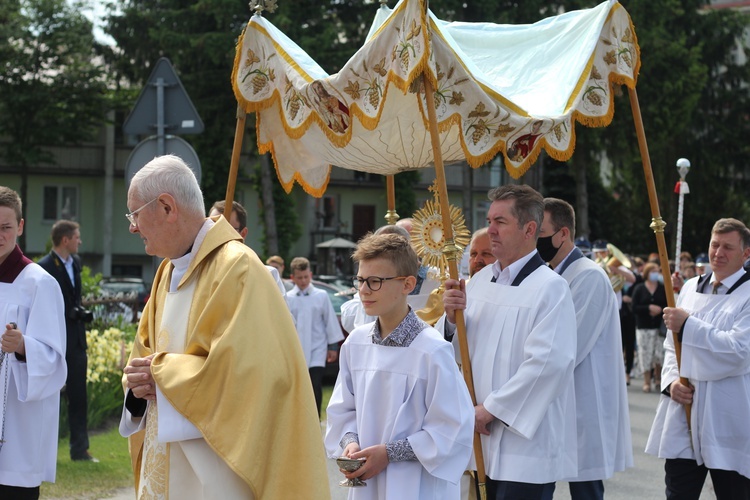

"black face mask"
[536,230,562,263]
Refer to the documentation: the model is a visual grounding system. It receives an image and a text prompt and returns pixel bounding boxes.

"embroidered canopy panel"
[232,0,640,196]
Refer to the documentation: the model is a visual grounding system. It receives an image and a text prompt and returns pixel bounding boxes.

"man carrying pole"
[437,184,578,500]
[646,218,750,499]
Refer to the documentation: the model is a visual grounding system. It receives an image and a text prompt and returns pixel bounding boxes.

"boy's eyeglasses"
[125,197,159,227]
[352,276,408,291]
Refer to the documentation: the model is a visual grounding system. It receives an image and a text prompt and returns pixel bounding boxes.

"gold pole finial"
[249,0,278,15]
[384,209,400,225]
[650,217,667,234]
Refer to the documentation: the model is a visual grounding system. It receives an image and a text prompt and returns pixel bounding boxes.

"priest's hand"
[1,323,25,356]
[443,278,467,324]
[670,379,694,406]
[663,307,689,333]
[475,404,494,436]
[125,354,156,400]
[348,444,388,481]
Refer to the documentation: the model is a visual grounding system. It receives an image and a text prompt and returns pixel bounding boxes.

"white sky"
[77,0,115,45]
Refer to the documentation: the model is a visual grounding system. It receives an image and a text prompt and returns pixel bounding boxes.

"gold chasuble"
[127,217,331,499]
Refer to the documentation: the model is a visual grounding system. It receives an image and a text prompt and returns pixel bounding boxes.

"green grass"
[41,424,133,500]
[321,383,334,422]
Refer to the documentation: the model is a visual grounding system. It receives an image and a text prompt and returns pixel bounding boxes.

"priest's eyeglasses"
[352,276,408,291]
[126,197,159,227]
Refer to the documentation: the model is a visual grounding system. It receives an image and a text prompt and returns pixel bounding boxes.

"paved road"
[102,373,714,500]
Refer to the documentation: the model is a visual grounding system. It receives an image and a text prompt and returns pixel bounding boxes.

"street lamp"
[675,158,691,272]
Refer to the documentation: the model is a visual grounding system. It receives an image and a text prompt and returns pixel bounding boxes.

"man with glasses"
[340,224,411,333]
[118,155,329,500]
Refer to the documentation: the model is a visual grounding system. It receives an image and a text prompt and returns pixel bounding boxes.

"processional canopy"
[232,0,639,197]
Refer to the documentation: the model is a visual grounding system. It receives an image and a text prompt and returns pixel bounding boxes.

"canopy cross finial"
[249,0,278,16]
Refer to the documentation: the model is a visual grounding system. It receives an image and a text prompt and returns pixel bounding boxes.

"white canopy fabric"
[232,0,639,196]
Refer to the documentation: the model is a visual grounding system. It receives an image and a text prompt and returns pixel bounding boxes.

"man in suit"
[39,220,97,462]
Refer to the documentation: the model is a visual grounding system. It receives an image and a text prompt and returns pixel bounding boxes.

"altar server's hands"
[663,307,689,333]
[347,444,388,481]
[670,379,694,406]
[475,404,495,436]
[1,322,25,356]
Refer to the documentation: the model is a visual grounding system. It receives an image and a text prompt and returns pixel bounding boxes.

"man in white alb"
[538,198,633,499]
[647,217,750,499]
[438,184,577,500]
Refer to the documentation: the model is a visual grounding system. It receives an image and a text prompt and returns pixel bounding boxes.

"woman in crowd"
[630,262,668,393]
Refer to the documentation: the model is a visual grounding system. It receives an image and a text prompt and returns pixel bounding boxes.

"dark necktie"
[712,281,722,295]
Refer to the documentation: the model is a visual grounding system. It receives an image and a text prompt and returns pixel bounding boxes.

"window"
[316,195,338,229]
[475,200,491,231]
[43,186,79,221]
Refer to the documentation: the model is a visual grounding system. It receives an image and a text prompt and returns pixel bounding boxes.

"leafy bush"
[85,326,136,429]
[60,268,138,435]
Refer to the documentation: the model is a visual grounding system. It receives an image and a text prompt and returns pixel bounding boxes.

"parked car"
[314,275,354,293]
[283,278,355,380]
[99,277,150,311]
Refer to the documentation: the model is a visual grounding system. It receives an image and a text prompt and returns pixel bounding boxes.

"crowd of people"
[1,154,749,499]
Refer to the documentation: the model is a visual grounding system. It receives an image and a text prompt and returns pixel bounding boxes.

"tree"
[587,0,750,257]
[0,0,108,246]
[103,0,750,260]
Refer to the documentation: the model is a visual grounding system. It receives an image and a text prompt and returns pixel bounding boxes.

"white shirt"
[708,267,744,295]
[53,250,75,285]
[490,248,538,285]
[286,283,344,367]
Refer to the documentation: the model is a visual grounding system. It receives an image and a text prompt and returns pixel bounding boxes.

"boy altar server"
[326,233,474,499]
[0,186,67,499]
[286,256,344,416]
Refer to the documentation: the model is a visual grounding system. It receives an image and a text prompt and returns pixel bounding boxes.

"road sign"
[123,58,205,136]
[125,136,202,187]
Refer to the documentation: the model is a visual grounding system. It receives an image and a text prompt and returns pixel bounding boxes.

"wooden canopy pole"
[628,87,692,434]
[423,75,487,500]
[223,106,247,220]
[384,175,399,225]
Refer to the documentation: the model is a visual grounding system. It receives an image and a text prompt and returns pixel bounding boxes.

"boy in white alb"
[325,233,474,500]
[0,187,67,499]
[286,256,343,415]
